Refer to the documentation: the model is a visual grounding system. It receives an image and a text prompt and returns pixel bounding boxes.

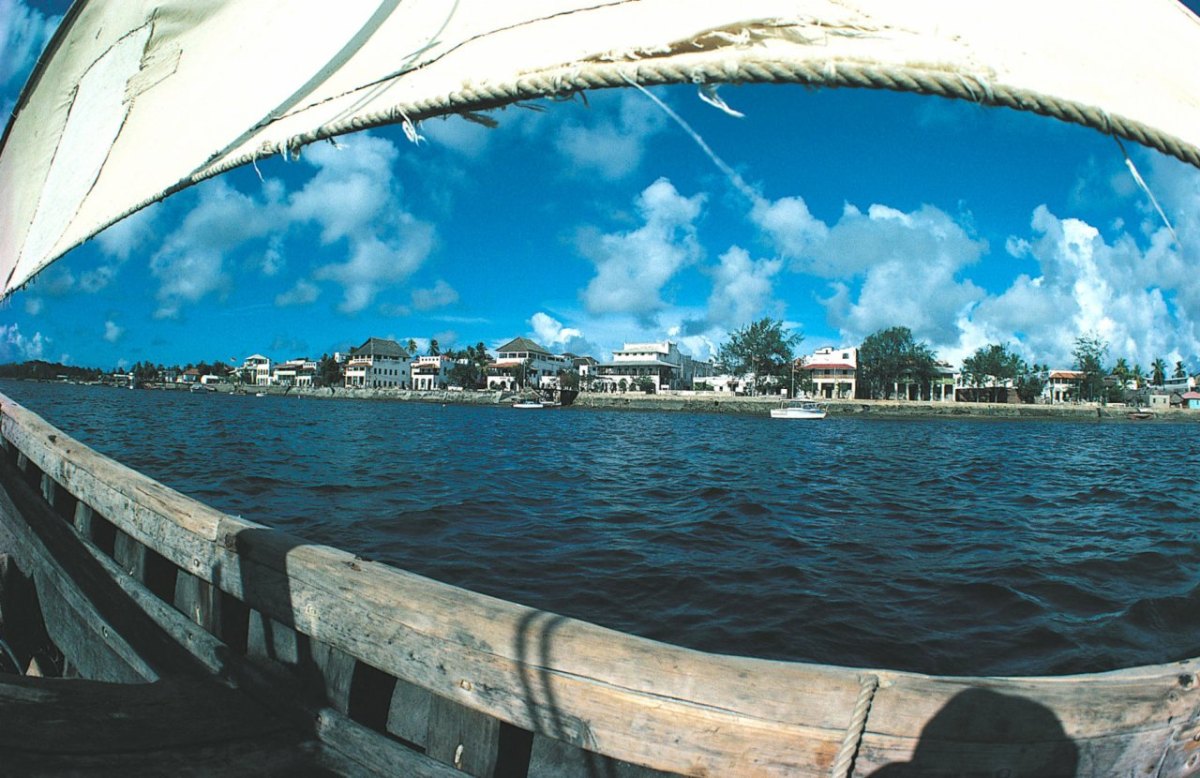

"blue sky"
[3,0,1200,374]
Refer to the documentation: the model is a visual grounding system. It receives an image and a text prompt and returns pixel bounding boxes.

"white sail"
[2,0,1198,298]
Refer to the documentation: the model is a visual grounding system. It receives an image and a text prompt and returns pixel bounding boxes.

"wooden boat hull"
[1,391,1196,776]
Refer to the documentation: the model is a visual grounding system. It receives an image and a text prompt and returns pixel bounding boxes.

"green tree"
[1151,357,1167,386]
[315,354,342,387]
[634,376,656,394]
[1174,360,1187,379]
[960,343,1027,402]
[1072,333,1108,402]
[857,326,936,400]
[716,317,802,395]
[428,338,440,357]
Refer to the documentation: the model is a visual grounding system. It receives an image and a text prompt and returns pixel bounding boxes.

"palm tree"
[1151,357,1167,386]
[429,338,440,357]
[1174,360,1187,379]
[406,338,418,357]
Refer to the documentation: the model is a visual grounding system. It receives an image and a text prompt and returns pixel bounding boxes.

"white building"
[344,338,410,389]
[594,340,707,392]
[273,358,317,387]
[410,355,455,390]
[1044,369,1084,404]
[487,337,569,390]
[241,354,272,386]
[800,346,857,399]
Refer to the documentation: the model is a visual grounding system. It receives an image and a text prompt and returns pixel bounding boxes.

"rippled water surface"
[4,380,1199,676]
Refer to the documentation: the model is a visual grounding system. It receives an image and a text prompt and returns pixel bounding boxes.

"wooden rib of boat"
[1,390,1198,775]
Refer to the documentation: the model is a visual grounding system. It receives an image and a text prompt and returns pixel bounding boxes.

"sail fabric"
[2,0,1199,299]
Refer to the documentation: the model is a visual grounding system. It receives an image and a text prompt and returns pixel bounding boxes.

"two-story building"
[241,355,272,386]
[594,341,703,393]
[343,338,410,389]
[410,355,455,390]
[801,347,858,399]
[487,337,570,390]
[273,358,317,388]
[1044,369,1084,404]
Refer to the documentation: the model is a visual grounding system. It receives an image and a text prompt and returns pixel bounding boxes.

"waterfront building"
[1045,369,1084,404]
[273,358,317,388]
[1184,391,1200,410]
[241,355,272,386]
[800,347,857,399]
[1161,374,1197,394]
[343,338,410,389]
[487,337,569,390]
[410,355,455,390]
[594,340,703,393]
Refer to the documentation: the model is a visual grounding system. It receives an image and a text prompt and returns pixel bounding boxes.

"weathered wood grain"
[3,392,1197,777]
[0,674,332,776]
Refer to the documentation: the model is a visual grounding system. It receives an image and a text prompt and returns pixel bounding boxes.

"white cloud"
[0,323,47,361]
[554,90,669,180]
[702,246,783,331]
[0,0,59,91]
[95,201,161,261]
[295,136,437,313]
[530,312,582,346]
[581,178,704,318]
[410,280,459,311]
[103,320,123,343]
[23,297,41,315]
[150,180,273,318]
[275,279,320,307]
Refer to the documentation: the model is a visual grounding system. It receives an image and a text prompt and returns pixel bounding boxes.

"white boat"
[512,400,544,409]
[770,400,827,420]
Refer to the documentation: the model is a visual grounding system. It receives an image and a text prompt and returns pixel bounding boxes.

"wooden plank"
[387,676,433,747]
[426,693,503,776]
[528,735,677,777]
[2,393,1193,777]
[310,640,358,714]
[174,568,219,632]
[0,674,330,776]
[113,529,148,581]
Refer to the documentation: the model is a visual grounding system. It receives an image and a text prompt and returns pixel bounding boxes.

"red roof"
[1182,391,1200,400]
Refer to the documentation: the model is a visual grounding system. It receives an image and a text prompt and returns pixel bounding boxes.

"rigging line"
[621,74,764,208]
[1113,134,1180,250]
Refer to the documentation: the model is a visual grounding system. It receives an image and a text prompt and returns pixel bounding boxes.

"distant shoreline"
[8,379,1197,422]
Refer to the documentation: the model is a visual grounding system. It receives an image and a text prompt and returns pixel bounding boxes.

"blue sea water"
[3,380,1199,677]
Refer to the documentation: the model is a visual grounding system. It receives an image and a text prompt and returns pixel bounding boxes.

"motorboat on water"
[770,400,827,420]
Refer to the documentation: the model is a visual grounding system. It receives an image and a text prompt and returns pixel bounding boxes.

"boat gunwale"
[2,390,1198,775]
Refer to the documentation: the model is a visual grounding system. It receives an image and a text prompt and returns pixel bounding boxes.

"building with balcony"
[487,337,569,390]
[344,338,410,389]
[801,347,857,399]
[410,355,455,390]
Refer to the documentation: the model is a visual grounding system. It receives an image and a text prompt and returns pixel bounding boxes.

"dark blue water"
[4,380,1199,677]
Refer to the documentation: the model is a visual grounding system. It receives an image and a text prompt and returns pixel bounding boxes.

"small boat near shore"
[770,400,827,420]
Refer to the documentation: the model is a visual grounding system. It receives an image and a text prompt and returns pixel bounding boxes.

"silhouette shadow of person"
[871,687,1079,777]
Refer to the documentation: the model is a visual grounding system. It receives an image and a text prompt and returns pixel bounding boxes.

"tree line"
[716,318,1193,403]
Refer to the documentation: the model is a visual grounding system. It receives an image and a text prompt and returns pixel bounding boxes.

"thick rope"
[830,673,880,778]
[62,51,1199,286]
[206,55,1200,175]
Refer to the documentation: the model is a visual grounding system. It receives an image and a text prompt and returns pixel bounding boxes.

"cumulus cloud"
[0,0,59,105]
[275,279,320,307]
[95,201,161,261]
[296,137,437,313]
[580,178,704,318]
[0,323,47,361]
[150,179,274,318]
[23,297,41,315]
[410,280,459,311]
[103,320,123,343]
[140,133,436,317]
[699,246,783,331]
[528,311,600,357]
[555,90,670,180]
